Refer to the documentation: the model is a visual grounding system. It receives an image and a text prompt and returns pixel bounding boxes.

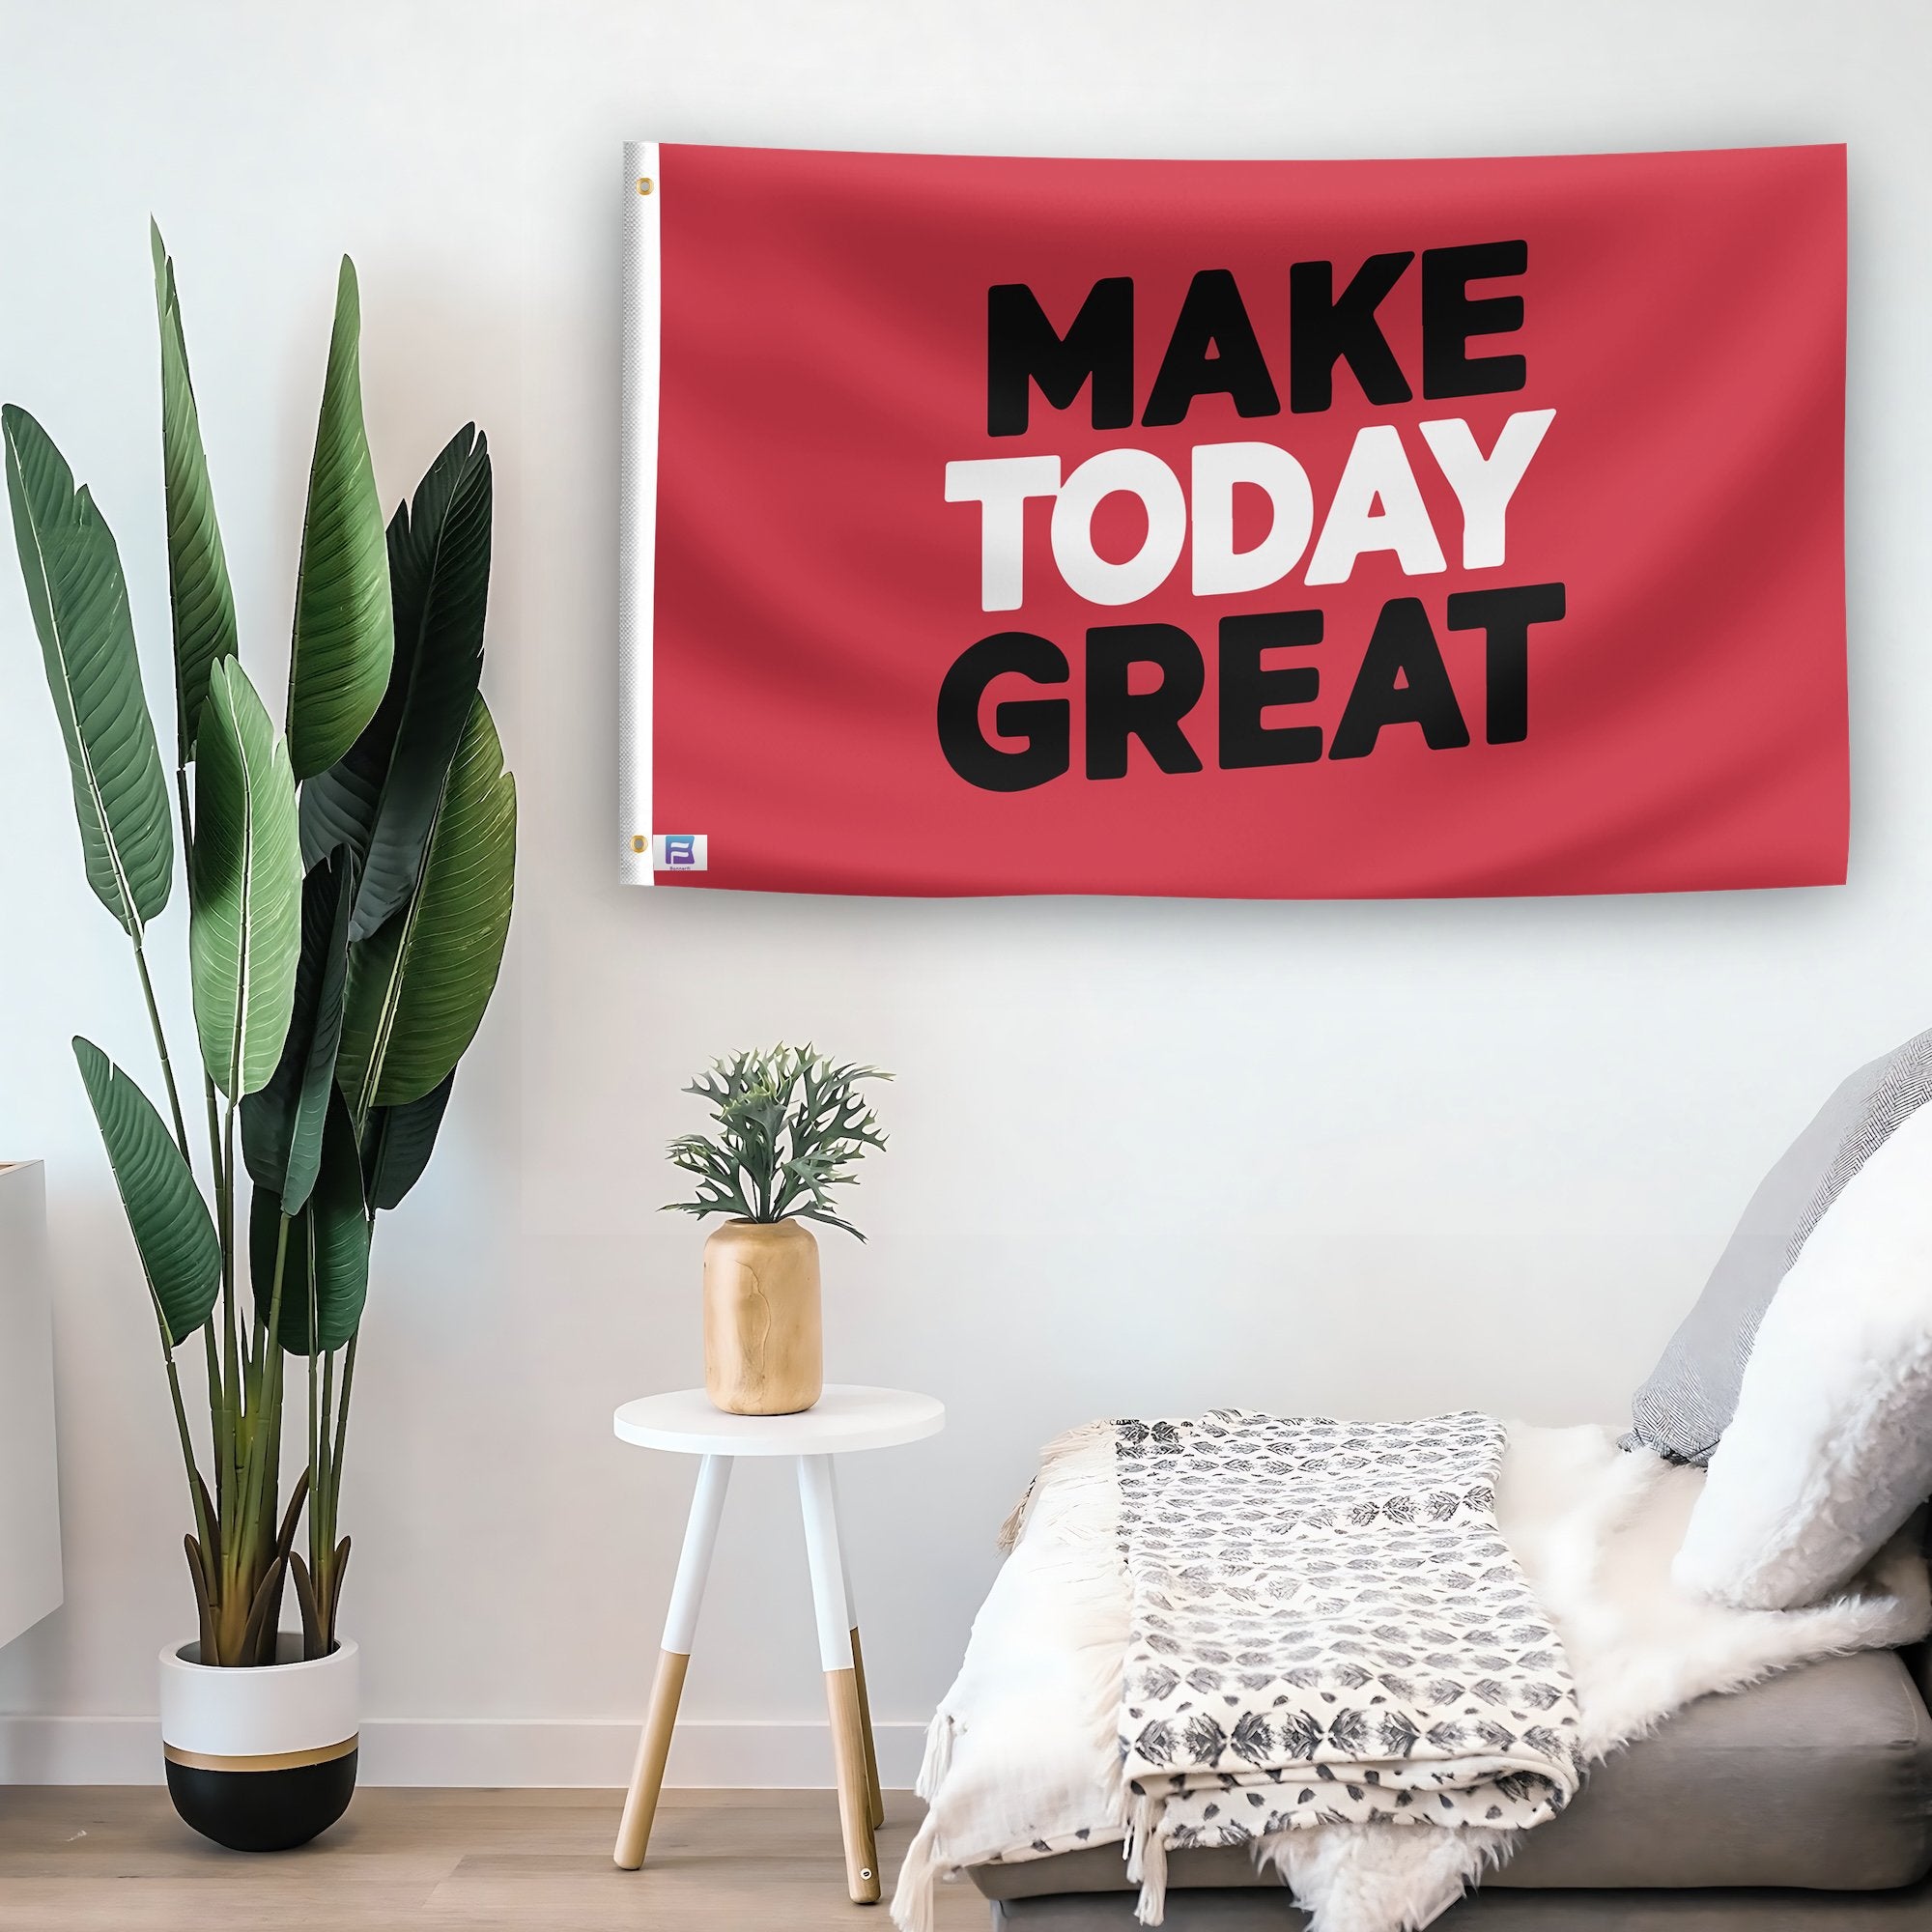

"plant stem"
[217,1212,287,1662]
[330,1333,356,1504]
[314,1346,336,1568]
[307,1335,321,1543]
[217,1097,242,1617]
[200,1074,227,1516]
[319,1335,355,1651]
[174,765,194,853]
[220,1096,240,1430]
[241,1215,290,1589]
[162,1350,213,1564]
[202,1321,225,1526]
[130,937,190,1165]
[128,766,223,1639]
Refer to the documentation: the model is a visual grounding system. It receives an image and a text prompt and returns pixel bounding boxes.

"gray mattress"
[969,1649,1932,1920]
[988,1881,1932,1927]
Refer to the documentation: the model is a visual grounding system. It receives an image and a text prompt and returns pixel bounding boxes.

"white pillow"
[1672,1096,1932,1610]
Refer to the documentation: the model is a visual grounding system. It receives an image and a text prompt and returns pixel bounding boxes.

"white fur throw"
[1676,1099,1932,1609]
[894,1422,1929,1932]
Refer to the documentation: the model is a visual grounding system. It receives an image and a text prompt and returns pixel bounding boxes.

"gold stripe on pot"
[163,1735,358,1774]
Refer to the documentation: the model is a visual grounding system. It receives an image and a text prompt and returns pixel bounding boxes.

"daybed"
[970,1646,1932,1925]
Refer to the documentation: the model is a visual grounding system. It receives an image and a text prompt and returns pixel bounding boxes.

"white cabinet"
[0,1162,61,1648]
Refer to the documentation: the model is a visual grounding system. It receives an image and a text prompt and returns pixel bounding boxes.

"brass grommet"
[637,176,653,196]
[631,835,647,853]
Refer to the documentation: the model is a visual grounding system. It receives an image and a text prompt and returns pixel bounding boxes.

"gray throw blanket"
[1114,1410,1584,1920]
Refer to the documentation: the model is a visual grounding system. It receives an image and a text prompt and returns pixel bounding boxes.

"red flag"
[621,141,1846,899]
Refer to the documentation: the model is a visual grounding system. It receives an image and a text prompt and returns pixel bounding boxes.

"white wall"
[1,0,1928,1786]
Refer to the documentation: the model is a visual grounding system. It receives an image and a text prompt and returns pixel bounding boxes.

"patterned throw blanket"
[1114,1411,1583,1919]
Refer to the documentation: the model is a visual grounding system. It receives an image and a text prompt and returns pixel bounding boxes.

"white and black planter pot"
[158,1635,358,1852]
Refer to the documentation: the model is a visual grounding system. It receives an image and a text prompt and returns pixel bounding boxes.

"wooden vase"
[702,1218,823,1415]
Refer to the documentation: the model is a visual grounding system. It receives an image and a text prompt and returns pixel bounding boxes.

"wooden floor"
[0,1786,986,1930]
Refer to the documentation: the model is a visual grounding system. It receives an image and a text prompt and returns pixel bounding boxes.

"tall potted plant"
[4,227,515,1851]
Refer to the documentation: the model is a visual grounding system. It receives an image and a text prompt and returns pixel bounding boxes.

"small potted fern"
[666,1046,889,1415]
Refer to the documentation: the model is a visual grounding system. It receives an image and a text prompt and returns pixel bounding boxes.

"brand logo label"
[652,833,708,871]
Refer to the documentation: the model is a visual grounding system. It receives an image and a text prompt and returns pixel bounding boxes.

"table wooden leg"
[826,1662,879,1900]
[849,1625,885,1831]
[826,1462,885,1830]
[614,1454,732,1870]
[798,1454,880,1904]
[614,1650,687,1869]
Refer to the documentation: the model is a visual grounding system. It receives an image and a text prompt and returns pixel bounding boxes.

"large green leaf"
[189,658,302,1098]
[151,224,238,764]
[242,848,354,1212]
[4,406,173,936]
[287,258,392,781]
[338,695,515,1114]
[73,1037,219,1348]
[250,1088,369,1355]
[360,1069,455,1212]
[300,425,491,940]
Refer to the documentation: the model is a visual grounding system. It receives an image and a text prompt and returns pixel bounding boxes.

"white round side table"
[610,1384,945,1903]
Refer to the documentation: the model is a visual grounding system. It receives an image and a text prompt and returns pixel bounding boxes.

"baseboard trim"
[0,1715,928,1788]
